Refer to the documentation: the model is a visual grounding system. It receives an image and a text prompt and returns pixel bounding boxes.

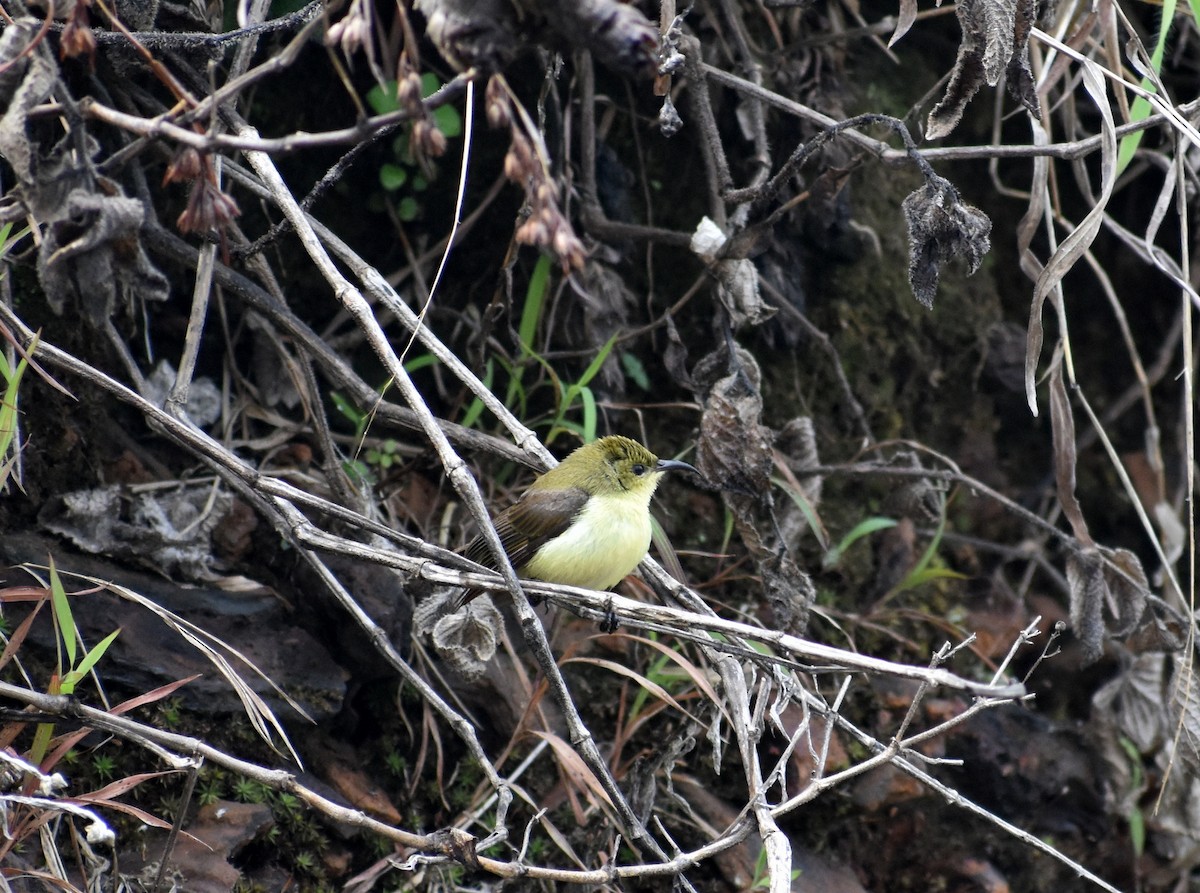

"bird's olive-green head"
[531,435,696,498]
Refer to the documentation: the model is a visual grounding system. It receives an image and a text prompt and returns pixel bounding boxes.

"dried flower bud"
[327,0,370,55]
[410,120,446,158]
[60,4,96,61]
[485,78,511,128]
[554,230,586,271]
[503,148,523,182]
[423,124,447,157]
[551,228,572,257]
[178,178,241,234]
[163,147,203,185]
[515,218,549,246]
[398,71,423,110]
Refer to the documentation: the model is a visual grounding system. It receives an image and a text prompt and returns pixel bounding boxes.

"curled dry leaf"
[1093,652,1168,755]
[1168,658,1200,778]
[0,20,60,206]
[888,0,918,48]
[1048,358,1092,546]
[694,346,815,633]
[926,0,1041,139]
[536,0,658,78]
[695,345,774,498]
[0,21,169,326]
[416,0,658,77]
[414,588,501,681]
[414,0,522,73]
[1024,62,1115,415]
[901,174,992,308]
[39,187,171,326]
[690,216,776,328]
[1065,545,1150,666]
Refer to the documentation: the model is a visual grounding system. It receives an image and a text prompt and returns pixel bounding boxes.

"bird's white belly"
[522,492,653,590]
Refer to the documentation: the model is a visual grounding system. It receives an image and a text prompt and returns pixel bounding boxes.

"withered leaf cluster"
[0,19,169,326]
[901,172,992,308]
[693,345,815,635]
[924,0,1041,138]
[1046,360,1176,665]
[414,0,658,77]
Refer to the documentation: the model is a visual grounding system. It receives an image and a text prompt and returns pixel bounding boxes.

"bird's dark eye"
[631,463,647,476]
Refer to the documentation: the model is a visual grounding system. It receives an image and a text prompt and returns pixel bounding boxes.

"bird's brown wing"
[459,486,589,603]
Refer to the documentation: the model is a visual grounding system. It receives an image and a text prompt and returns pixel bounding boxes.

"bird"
[458,436,697,605]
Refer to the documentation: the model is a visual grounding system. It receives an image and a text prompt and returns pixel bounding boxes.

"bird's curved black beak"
[656,458,699,475]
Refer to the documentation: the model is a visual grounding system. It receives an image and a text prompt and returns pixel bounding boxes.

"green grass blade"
[403,353,440,373]
[896,510,946,590]
[578,386,597,442]
[771,476,829,550]
[0,332,33,463]
[823,517,897,568]
[460,358,494,429]
[573,334,618,392]
[893,566,968,591]
[519,255,551,352]
[62,628,121,693]
[1117,0,1176,172]
[550,336,616,442]
[49,557,76,668]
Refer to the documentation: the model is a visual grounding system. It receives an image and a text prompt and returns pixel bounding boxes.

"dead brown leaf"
[926,0,1041,139]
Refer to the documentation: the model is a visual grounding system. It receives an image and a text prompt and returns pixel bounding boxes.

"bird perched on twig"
[459,436,697,605]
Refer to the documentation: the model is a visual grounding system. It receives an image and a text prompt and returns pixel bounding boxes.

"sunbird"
[459,436,698,604]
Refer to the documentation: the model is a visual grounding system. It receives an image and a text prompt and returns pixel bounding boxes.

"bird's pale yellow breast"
[521,490,654,590]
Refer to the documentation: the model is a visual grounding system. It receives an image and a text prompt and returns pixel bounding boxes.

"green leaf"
[432,104,463,138]
[0,331,34,462]
[572,334,617,392]
[61,628,121,693]
[499,356,528,416]
[823,517,897,568]
[578,386,597,442]
[546,336,615,443]
[771,476,829,551]
[1116,0,1176,172]
[29,719,54,766]
[519,255,552,352]
[545,419,585,443]
[1119,736,1145,787]
[330,391,364,427]
[403,353,439,373]
[49,558,76,669]
[366,81,400,116]
[894,507,950,592]
[461,359,494,429]
[397,196,420,221]
[0,223,29,261]
[342,459,375,487]
[380,163,408,191]
[620,352,651,391]
[1129,807,1146,856]
[893,566,968,591]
